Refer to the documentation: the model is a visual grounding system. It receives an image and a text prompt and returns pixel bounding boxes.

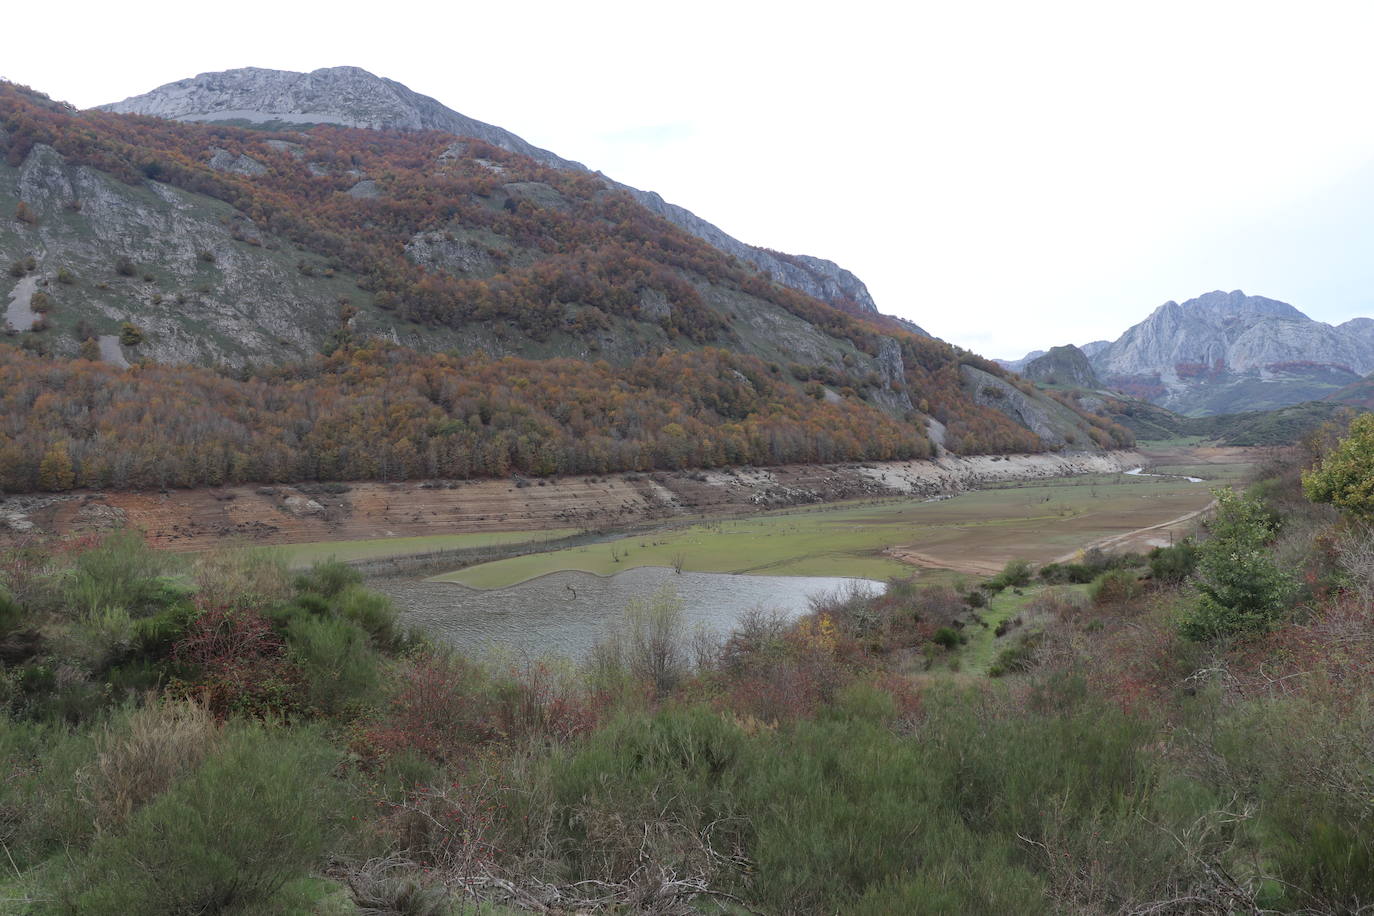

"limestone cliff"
[103,66,884,317]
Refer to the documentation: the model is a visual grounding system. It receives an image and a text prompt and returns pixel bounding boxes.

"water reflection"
[373,566,884,661]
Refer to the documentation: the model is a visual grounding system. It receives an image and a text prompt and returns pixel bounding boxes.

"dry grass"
[76,699,221,836]
[192,544,293,610]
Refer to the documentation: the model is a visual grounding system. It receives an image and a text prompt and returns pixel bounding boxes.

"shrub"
[294,558,362,598]
[932,626,961,649]
[192,546,291,611]
[66,532,185,618]
[984,558,1033,592]
[1303,413,1374,520]
[1039,561,1097,584]
[1214,693,1374,911]
[361,652,498,765]
[1180,488,1296,640]
[170,606,303,718]
[336,585,402,649]
[1090,569,1143,606]
[75,700,219,836]
[988,634,1042,677]
[591,586,688,695]
[287,615,381,717]
[1148,538,1198,584]
[61,725,346,914]
[0,586,24,637]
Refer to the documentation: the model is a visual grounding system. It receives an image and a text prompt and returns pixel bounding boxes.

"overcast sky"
[8,0,1374,358]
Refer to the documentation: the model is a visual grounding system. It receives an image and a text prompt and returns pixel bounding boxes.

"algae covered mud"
[373,567,882,661]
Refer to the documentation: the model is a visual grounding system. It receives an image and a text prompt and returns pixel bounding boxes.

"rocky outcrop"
[869,336,914,413]
[1093,291,1332,378]
[17,143,76,209]
[403,231,501,277]
[0,142,358,366]
[1021,345,1101,388]
[961,364,1067,448]
[102,66,884,316]
[206,147,267,176]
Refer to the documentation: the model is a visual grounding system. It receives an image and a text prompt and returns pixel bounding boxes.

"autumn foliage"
[0,80,1135,489]
[0,342,934,491]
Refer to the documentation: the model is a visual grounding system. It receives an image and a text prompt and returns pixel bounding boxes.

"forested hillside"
[0,345,935,492]
[0,80,1133,492]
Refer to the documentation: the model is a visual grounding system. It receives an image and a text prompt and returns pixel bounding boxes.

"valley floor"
[0,449,1259,584]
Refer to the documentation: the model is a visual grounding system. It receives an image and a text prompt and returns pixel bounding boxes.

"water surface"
[374,566,883,661]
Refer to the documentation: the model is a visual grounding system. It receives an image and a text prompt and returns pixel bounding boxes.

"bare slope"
[0,451,1141,551]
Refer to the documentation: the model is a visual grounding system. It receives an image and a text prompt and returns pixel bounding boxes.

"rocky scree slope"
[102,66,884,319]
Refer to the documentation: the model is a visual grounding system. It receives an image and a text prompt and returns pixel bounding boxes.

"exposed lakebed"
[373,567,884,661]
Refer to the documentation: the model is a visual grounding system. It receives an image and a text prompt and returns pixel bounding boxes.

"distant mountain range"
[101,66,888,321]
[1000,290,1374,416]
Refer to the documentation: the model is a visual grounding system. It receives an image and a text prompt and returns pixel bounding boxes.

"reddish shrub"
[169,604,303,718]
[493,660,601,744]
[358,652,499,765]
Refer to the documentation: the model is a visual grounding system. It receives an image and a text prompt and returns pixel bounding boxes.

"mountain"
[1327,371,1374,410]
[1020,345,1101,389]
[101,66,882,318]
[1008,290,1373,416]
[0,78,1134,492]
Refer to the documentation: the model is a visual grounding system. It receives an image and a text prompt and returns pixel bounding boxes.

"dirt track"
[1,450,1144,551]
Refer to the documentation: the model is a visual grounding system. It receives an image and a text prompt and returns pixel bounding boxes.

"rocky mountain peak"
[101,66,884,317]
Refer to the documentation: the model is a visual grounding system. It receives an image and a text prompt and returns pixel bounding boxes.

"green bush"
[1302,412,1374,519]
[987,634,1041,677]
[1148,538,1198,584]
[0,719,100,867]
[1090,569,1143,606]
[1180,489,1296,640]
[1039,561,1097,584]
[66,532,187,618]
[0,586,23,636]
[932,626,961,649]
[294,559,363,599]
[1213,694,1374,911]
[287,616,381,716]
[984,558,1033,592]
[59,725,346,914]
[336,585,401,649]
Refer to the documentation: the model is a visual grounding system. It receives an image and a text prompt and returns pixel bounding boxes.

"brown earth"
[0,451,1146,552]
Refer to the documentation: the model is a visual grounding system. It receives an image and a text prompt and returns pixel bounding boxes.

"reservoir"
[374,566,884,661]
